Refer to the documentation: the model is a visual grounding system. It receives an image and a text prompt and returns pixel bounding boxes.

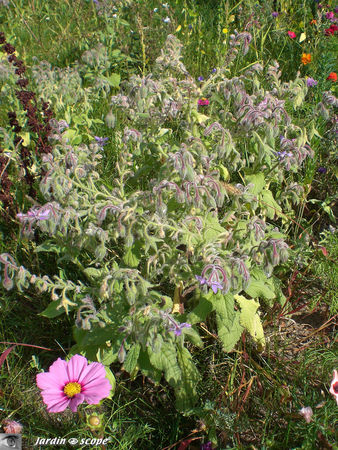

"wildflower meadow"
[0,0,337,448]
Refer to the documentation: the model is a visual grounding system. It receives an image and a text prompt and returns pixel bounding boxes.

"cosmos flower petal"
[36,359,69,389]
[83,378,112,395]
[82,378,112,399]
[66,354,89,381]
[83,385,111,404]
[77,362,107,385]
[41,393,70,413]
[69,394,85,412]
[329,369,338,404]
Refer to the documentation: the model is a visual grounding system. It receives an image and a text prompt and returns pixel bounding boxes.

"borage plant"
[1,33,314,411]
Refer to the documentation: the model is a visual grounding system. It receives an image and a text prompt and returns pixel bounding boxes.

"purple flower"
[169,322,191,336]
[210,280,223,294]
[195,275,207,285]
[198,76,204,81]
[326,11,335,20]
[276,151,292,160]
[307,77,318,87]
[272,11,279,17]
[195,274,224,294]
[201,442,213,450]
[318,166,327,173]
[211,68,217,73]
[17,207,50,222]
[94,136,109,147]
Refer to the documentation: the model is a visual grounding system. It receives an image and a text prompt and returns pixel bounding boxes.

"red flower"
[326,72,337,82]
[325,24,338,35]
[287,31,296,39]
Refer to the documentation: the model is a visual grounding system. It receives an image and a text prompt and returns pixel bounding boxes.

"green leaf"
[183,326,203,348]
[245,269,276,300]
[213,293,243,352]
[260,189,282,219]
[235,295,265,346]
[123,245,141,268]
[39,301,70,318]
[124,343,141,374]
[96,346,116,365]
[187,292,213,325]
[202,213,227,244]
[245,173,265,195]
[138,350,162,383]
[34,242,61,254]
[149,341,181,386]
[83,267,104,280]
[104,367,116,399]
[175,345,201,411]
[106,73,121,88]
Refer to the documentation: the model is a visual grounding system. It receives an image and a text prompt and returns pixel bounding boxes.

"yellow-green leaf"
[235,295,265,347]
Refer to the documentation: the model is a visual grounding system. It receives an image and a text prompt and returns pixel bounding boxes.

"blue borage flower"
[169,322,191,336]
[306,77,318,87]
[195,264,230,294]
[161,312,192,336]
[94,136,109,147]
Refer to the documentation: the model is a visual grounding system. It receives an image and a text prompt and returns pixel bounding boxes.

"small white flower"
[163,16,171,23]
[112,14,117,18]
[162,3,169,8]
[153,7,158,12]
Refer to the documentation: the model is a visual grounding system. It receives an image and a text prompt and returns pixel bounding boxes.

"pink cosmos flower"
[36,354,112,413]
[198,97,209,106]
[329,369,338,405]
[288,31,296,39]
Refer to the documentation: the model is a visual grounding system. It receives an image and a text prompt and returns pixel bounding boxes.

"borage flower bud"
[118,342,126,363]
[299,407,313,423]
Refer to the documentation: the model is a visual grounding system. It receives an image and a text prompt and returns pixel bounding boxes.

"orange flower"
[327,72,337,82]
[310,19,317,25]
[301,53,312,65]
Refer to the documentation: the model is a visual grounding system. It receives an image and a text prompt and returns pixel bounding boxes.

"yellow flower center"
[63,382,81,398]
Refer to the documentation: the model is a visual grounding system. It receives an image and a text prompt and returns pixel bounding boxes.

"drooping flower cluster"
[196,264,230,294]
